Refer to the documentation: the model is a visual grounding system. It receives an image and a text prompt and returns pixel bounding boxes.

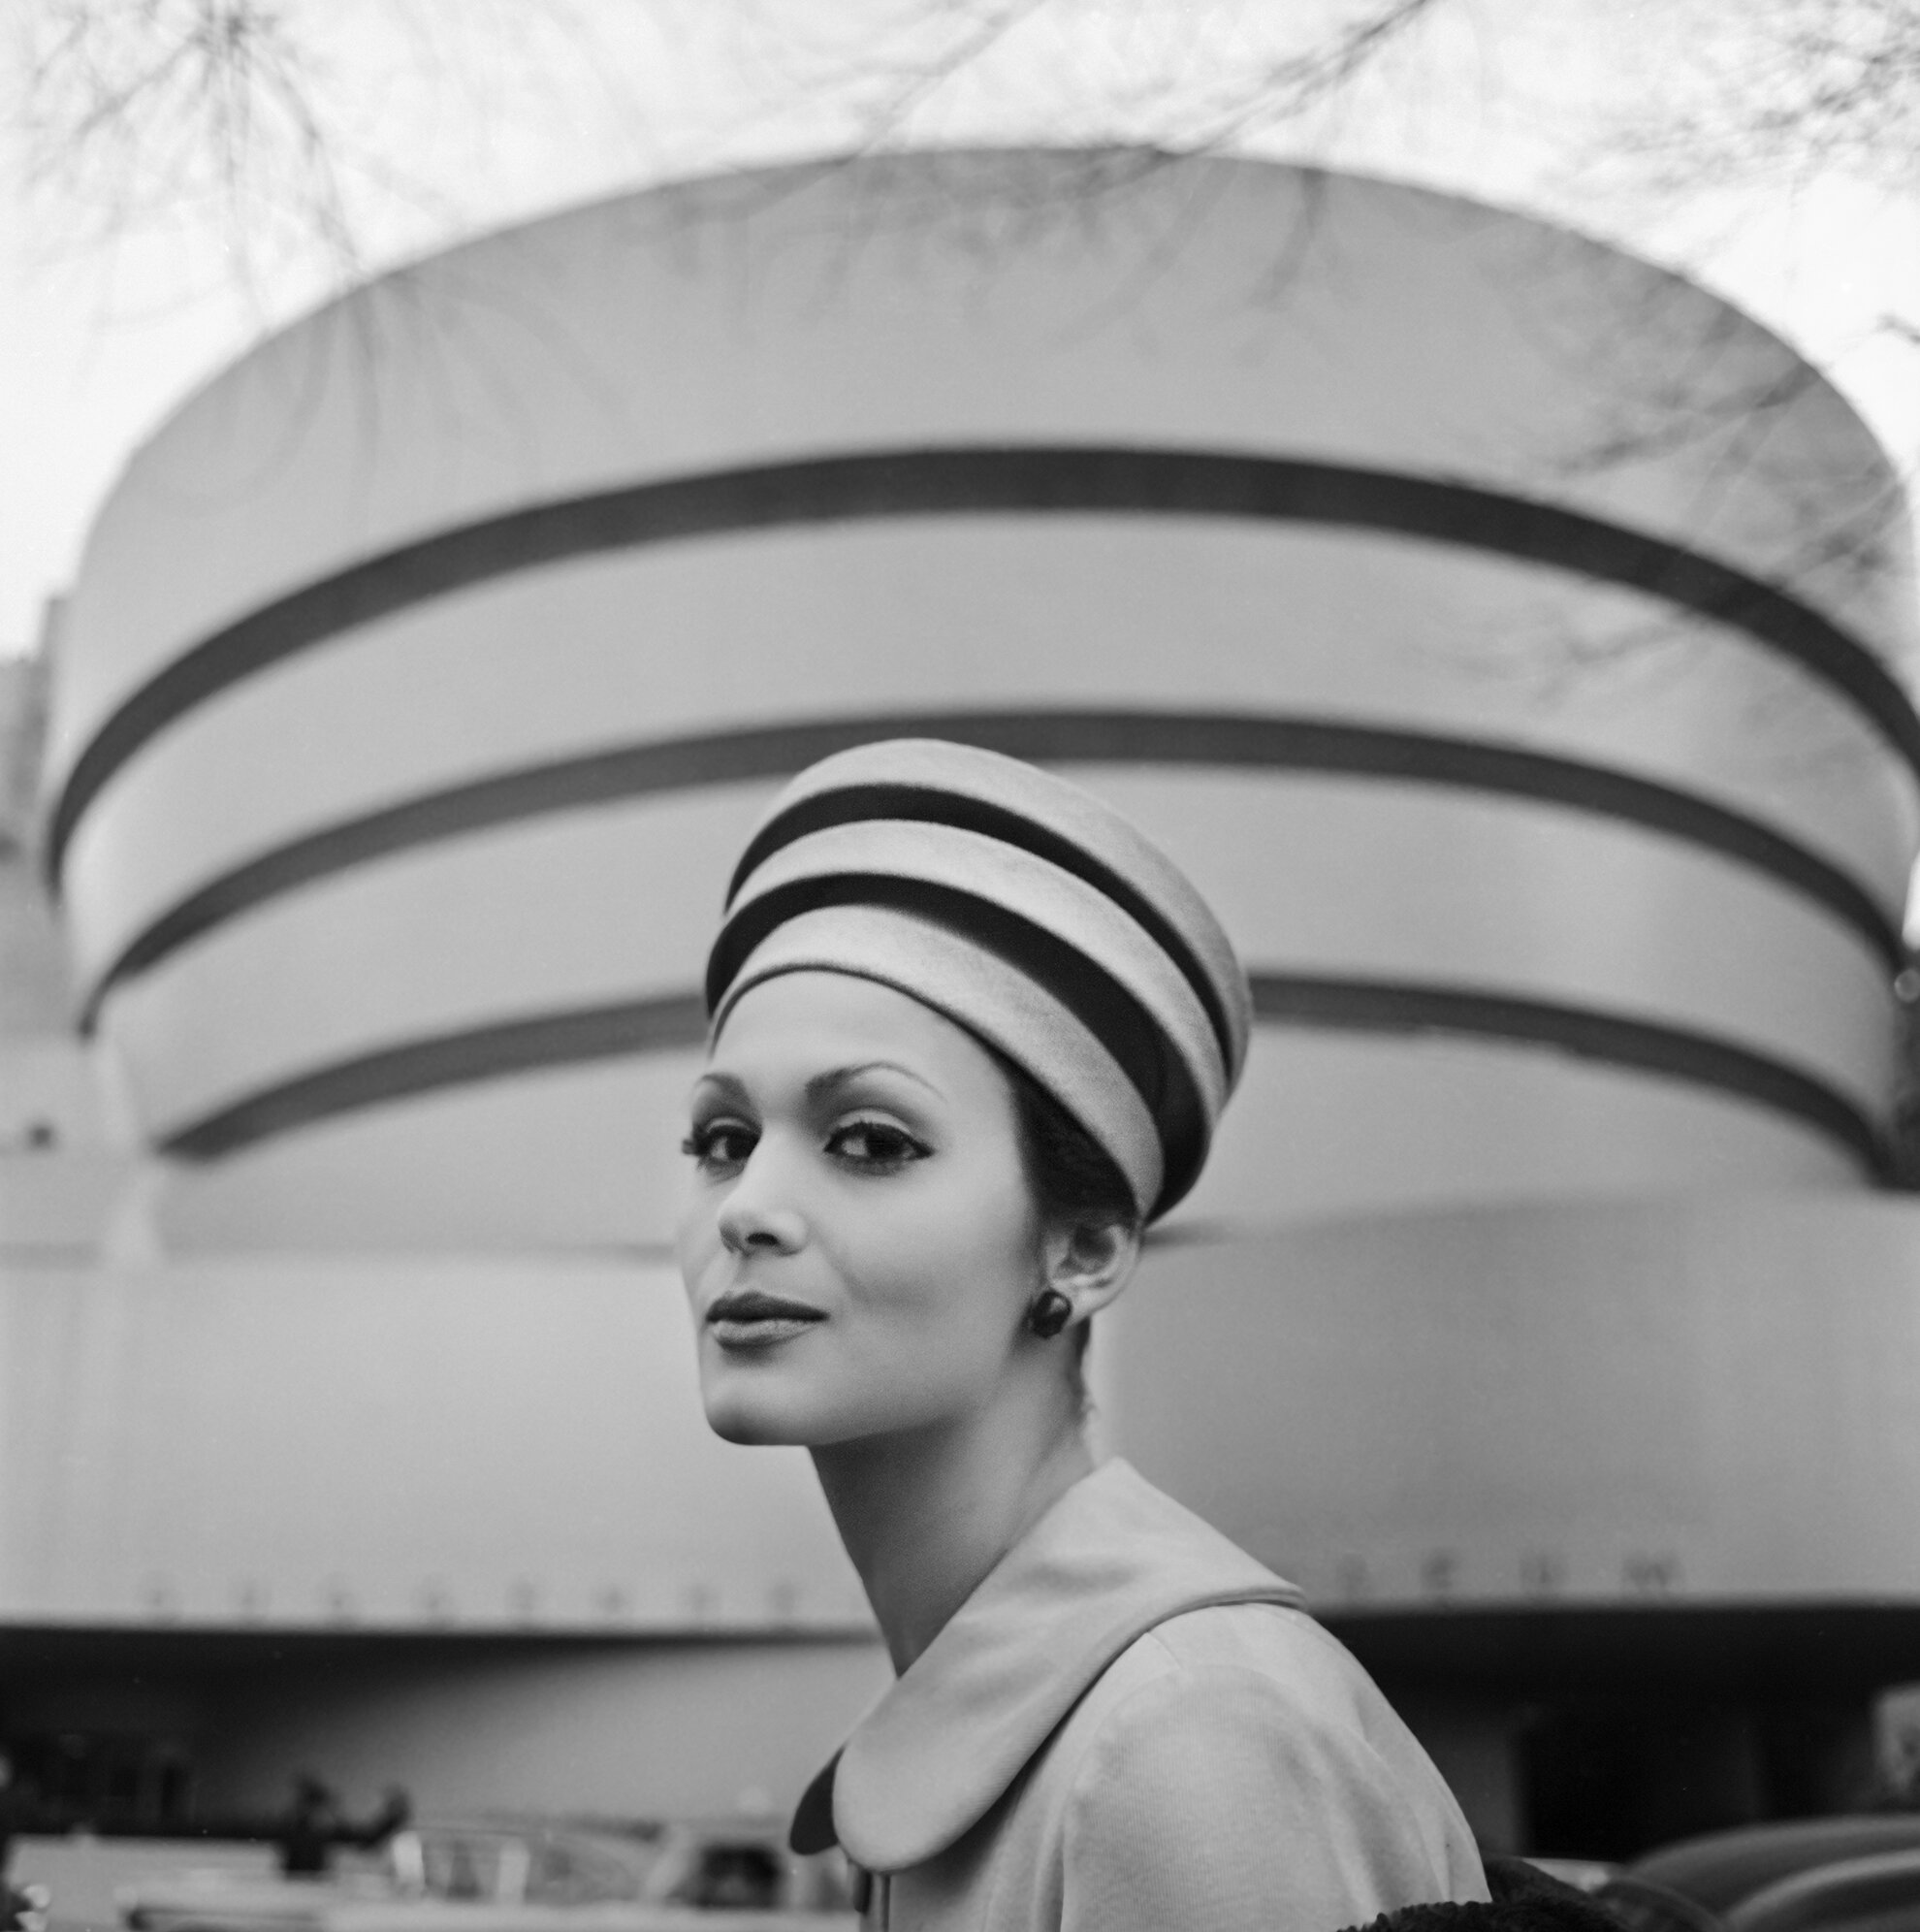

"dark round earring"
[1025,1288,1072,1339]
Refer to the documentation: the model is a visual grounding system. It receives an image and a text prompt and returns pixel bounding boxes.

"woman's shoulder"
[1057,1602,1394,1807]
[1085,1597,1398,1743]
[1040,1600,1487,1905]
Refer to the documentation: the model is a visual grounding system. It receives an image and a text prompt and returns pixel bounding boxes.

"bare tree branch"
[10,0,1458,301]
[1606,0,1920,195]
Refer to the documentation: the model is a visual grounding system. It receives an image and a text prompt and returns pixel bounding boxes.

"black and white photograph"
[3,5,1920,1929]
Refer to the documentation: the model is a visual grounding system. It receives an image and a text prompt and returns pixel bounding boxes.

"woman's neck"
[812,1389,1094,1674]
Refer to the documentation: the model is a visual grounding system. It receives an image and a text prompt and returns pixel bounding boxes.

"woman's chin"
[703,1404,805,1446]
[699,1379,822,1446]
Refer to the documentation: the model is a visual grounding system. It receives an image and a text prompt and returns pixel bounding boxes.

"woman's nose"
[716,1145,807,1255]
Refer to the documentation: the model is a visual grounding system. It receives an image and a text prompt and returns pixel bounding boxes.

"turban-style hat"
[704,740,1251,1222]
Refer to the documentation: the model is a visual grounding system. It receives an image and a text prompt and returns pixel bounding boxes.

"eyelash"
[681,1122,755,1172]
[826,1120,931,1171]
[680,1117,931,1175]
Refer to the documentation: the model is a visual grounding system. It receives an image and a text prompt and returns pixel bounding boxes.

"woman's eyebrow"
[689,1071,752,1106]
[806,1061,945,1104]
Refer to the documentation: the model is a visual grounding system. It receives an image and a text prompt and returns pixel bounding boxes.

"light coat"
[792,1459,1488,1930]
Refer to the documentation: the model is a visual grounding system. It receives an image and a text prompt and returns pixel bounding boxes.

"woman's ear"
[1040,1214,1142,1326]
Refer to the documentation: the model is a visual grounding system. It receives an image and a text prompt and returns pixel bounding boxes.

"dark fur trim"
[1340,1857,1623,1932]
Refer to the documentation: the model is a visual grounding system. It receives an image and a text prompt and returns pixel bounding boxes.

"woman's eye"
[682,1121,756,1172]
[826,1120,930,1170]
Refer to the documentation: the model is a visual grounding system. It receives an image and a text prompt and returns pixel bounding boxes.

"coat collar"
[790,1458,1304,1872]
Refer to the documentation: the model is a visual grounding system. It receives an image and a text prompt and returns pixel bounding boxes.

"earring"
[1025,1288,1072,1339]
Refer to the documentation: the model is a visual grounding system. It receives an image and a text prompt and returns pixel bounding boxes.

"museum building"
[4,148,1920,1855]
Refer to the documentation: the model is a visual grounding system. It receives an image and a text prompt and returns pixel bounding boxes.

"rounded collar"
[791,1458,1303,1871]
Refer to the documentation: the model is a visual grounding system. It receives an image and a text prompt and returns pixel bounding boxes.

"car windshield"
[400,1827,648,1906]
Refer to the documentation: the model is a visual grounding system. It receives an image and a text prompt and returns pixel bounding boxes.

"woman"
[677,739,1488,1931]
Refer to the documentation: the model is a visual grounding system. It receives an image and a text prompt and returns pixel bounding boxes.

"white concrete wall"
[7,1192,1920,1631]
[45,156,1918,770]
[1103,1191,1920,1606]
[16,152,1920,1647]
[0,1256,863,1632]
[39,154,1920,1257]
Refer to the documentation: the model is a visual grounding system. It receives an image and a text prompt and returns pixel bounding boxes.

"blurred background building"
[4,147,1920,1858]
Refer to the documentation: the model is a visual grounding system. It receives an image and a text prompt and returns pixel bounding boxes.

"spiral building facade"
[8,150,1920,1852]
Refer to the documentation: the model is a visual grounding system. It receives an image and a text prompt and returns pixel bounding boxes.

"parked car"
[119,1818,854,1932]
[1599,1817,1920,1932]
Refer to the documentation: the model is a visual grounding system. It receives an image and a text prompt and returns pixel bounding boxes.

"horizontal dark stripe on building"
[81,710,1903,1030]
[157,974,1890,1179]
[47,445,1920,888]
[1249,977,1887,1177]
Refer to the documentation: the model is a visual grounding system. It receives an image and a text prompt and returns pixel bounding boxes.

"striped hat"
[704,740,1251,1222]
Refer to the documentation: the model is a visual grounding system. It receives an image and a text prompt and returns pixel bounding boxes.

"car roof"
[1630,1819,1920,1915]
[1729,1850,1920,1932]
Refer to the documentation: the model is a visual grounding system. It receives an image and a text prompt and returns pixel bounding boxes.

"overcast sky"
[5,0,1919,660]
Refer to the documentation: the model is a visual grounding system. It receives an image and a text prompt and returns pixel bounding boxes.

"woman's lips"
[707,1290,826,1350]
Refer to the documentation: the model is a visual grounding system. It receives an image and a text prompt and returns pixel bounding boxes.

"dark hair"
[990,1048,1140,1234]
[988,1050,1135,1395]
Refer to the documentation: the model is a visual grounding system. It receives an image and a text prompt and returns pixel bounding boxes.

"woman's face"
[676,971,1043,1447]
